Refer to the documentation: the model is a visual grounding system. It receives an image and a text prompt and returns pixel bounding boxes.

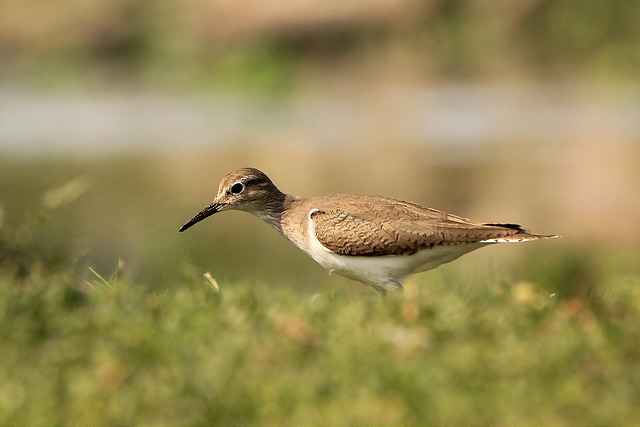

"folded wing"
[310,199,556,256]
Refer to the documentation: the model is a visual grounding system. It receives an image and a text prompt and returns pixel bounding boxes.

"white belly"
[305,225,485,291]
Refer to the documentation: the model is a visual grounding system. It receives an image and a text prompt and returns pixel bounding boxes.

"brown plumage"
[180,168,558,293]
[308,196,551,256]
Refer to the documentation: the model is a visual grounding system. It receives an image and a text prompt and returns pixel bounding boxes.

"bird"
[179,167,557,294]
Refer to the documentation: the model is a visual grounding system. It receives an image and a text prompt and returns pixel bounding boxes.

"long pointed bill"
[179,201,226,232]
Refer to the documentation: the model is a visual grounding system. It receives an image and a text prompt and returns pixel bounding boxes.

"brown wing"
[310,197,554,256]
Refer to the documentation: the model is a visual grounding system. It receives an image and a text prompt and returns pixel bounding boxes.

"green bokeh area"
[0,256,637,425]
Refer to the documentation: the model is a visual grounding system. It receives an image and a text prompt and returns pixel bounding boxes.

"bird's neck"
[252,192,298,235]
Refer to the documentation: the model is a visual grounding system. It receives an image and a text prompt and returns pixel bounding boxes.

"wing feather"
[309,198,554,256]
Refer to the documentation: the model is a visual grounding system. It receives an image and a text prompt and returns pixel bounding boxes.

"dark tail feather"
[482,223,559,242]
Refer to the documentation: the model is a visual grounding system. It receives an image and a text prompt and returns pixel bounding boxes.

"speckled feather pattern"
[285,194,553,257]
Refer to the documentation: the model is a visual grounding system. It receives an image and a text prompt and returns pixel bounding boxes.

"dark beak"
[179,201,226,232]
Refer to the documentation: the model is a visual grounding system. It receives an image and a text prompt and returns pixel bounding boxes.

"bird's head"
[179,167,283,232]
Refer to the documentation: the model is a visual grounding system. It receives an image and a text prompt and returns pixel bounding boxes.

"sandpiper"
[180,168,557,294]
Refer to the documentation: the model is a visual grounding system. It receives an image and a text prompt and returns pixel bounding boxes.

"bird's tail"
[480,223,559,243]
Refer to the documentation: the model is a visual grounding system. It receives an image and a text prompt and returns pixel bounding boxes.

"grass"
[0,255,637,425]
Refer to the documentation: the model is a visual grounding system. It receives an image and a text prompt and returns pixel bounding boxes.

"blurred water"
[0,82,637,156]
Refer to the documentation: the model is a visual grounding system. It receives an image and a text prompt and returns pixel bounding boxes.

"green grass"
[0,257,637,424]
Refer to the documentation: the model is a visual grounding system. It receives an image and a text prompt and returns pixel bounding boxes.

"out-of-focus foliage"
[0,0,637,90]
[0,242,637,424]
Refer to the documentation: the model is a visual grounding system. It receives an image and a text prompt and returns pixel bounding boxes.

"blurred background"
[0,0,638,291]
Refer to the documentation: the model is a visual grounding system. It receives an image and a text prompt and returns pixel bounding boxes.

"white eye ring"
[230,182,245,195]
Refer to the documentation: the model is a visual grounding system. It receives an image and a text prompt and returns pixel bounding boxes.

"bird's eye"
[230,182,244,195]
